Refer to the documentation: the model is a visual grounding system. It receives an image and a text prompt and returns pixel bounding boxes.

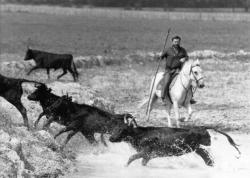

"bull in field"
[109,121,240,167]
[24,48,79,81]
[27,84,136,148]
[0,74,42,129]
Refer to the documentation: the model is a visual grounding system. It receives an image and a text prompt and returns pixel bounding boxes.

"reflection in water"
[65,132,250,178]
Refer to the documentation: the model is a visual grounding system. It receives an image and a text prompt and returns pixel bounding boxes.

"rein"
[179,63,202,104]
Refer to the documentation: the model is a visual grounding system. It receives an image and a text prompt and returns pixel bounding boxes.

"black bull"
[109,122,240,167]
[27,84,137,148]
[0,74,42,129]
[24,48,79,81]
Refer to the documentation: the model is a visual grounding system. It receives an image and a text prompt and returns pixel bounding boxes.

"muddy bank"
[0,81,115,177]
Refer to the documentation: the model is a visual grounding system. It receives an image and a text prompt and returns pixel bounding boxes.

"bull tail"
[207,128,241,156]
[72,60,79,79]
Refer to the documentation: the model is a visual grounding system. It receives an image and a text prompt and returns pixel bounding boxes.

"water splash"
[65,133,250,178]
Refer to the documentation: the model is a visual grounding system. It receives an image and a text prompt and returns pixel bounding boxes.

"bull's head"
[24,48,33,61]
[27,84,52,101]
[109,114,137,143]
[187,128,211,146]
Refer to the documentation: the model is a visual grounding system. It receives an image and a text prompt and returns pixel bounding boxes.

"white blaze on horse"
[140,59,205,127]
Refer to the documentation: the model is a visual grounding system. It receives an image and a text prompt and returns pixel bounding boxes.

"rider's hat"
[172,35,181,41]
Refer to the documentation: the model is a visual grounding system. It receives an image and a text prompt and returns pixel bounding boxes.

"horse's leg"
[146,94,157,121]
[173,101,180,128]
[185,103,193,122]
[165,103,172,127]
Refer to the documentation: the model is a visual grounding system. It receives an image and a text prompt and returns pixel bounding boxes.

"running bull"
[109,121,240,167]
[24,48,79,81]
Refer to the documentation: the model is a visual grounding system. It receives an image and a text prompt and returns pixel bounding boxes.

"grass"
[0,8,250,60]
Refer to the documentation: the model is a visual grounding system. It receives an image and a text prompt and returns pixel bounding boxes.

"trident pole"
[146,28,171,120]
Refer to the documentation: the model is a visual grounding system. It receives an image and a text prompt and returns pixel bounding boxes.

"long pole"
[146,28,171,120]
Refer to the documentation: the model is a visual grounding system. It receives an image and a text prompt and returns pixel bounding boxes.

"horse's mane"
[181,59,199,75]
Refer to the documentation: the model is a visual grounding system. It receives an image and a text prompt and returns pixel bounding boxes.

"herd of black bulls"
[0,49,240,167]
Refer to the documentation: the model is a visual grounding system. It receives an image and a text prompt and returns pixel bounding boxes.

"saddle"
[159,70,179,103]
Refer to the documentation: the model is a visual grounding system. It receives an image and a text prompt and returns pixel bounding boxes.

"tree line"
[6,0,250,10]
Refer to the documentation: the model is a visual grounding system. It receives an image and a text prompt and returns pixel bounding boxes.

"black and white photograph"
[0,0,250,177]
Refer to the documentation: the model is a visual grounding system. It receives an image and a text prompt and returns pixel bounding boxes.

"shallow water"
[65,132,250,178]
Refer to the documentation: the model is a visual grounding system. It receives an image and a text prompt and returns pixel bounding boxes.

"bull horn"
[127,116,137,128]
[131,118,138,128]
[124,115,129,124]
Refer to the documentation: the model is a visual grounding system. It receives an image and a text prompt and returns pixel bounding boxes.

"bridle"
[179,62,204,103]
[190,64,205,85]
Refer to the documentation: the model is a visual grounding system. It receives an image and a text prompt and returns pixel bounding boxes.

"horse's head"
[189,59,205,88]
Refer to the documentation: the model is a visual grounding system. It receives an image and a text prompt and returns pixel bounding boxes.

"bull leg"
[146,94,157,121]
[42,116,55,130]
[57,69,67,80]
[84,133,98,145]
[141,155,151,166]
[126,152,145,167]
[195,148,214,166]
[34,112,45,128]
[46,68,50,80]
[54,126,73,139]
[173,101,180,128]
[27,66,39,75]
[67,67,76,82]
[100,134,107,147]
[14,102,29,129]
[60,130,78,150]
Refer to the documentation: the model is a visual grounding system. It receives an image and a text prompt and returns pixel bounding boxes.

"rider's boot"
[190,98,197,104]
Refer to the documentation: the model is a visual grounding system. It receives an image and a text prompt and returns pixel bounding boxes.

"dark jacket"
[161,46,188,70]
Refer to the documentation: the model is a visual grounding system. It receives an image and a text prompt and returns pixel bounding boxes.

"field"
[0,4,250,177]
[1,5,250,57]
[1,5,250,131]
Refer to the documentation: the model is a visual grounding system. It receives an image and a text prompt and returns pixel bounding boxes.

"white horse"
[140,59,205,127]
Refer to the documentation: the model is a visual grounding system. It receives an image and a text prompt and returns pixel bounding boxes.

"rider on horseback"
[160,35,196,104]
